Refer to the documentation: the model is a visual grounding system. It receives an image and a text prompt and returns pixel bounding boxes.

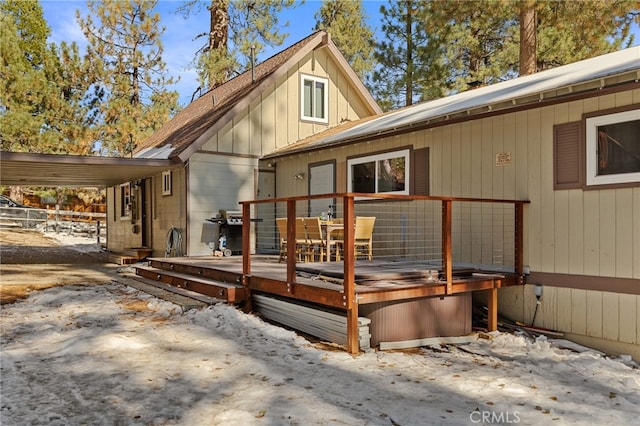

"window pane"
[352,161,375,193]
[303,80,313,117]
[314,81,325,119]
[377,157,406,192]
[597,119,640,176]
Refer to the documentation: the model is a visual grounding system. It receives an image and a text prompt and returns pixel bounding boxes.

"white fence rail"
[0,206,107,243]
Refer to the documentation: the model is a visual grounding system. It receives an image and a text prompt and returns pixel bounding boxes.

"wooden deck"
[135,255,522,351]
[137,192,529,353]
[136,256,521,306]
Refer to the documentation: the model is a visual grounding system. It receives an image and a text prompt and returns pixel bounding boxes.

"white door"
[309,162,335,217]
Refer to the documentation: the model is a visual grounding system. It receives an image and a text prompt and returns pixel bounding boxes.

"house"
[105,31,381,258]
[259,47,640,359]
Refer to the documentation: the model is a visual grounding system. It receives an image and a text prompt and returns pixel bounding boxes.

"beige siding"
[272,87,640,356]
[187,153,257,256]
[151,169,187,256]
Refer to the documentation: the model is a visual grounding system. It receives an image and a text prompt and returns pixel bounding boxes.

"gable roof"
[265,46,640,159]
[135,31,380,162]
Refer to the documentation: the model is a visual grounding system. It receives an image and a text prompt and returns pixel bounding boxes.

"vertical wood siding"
[274,88,639,353]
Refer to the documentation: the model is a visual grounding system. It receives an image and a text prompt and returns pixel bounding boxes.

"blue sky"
[40,0,386,107]
[40,1,638,108]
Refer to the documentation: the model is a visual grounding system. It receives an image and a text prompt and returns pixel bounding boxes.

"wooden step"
[124,247,153,260]
[147,258,243,286]
[135,265,246,304]
[108,253,139,265]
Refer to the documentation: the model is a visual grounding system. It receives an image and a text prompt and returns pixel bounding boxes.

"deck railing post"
[286,199,297,288]
[442,200,453,295]
[343,194,359,354]
[242,203,251,280]
[514,203,524,282]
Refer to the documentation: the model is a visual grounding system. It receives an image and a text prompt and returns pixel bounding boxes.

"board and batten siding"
[202,48,374,158]
[271,88,639,358]
[185,46,375,255]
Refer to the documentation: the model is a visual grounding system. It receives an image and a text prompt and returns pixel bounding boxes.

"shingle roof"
[135,31,326,161]
[264,46,640,159]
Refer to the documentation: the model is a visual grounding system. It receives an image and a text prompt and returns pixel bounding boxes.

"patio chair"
[335,216,376,261]
[276,217,308,262]
[276,218,288,262]
[303,217,325,262]
[326,218,343,261]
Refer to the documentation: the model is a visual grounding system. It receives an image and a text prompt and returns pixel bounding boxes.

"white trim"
[162,170,172,196]
[347,149,410,198]
[585,109,640,186]
[300,74,329,123]
[120,183,131,219]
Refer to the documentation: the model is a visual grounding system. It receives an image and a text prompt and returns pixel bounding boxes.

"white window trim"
[585,109,640,186]
[120,183,131,219]
[347,149,410,199]
[162,171,172,196]
[300,74,329,124]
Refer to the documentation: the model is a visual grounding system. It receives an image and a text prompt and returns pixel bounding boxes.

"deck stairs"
[134,258,247,304]
[133,257,372,350]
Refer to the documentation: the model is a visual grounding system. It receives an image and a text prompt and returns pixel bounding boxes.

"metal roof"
[0,151,176,187]
[265,46,640,158]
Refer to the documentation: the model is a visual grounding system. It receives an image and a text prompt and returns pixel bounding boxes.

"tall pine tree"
[426,0,639,93]
[313,0,375,81]
[178,0,297,93]
[78,0,179,156]
[370,0,445,110]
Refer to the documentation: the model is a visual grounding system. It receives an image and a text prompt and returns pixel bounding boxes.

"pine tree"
[179,0,297,92]
[77,0,179,156]
[371,0,445,110]
[426,0,639,93]
[0,0,51,153]
[313,0,375,80]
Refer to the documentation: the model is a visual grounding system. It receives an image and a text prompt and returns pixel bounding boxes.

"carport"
[0,151,179,187]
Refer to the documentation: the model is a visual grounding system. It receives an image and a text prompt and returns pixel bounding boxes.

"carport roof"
[0,151,178,187]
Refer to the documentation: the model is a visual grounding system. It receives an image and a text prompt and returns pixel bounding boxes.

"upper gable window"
[585,109,640,186]
[301,74,328,123]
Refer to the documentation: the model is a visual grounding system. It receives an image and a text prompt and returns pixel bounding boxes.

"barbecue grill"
[206,210,244,256]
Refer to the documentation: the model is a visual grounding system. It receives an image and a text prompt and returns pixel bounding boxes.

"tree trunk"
[208,0,229,90]
[519,0,537,76]
[405,1,413,107]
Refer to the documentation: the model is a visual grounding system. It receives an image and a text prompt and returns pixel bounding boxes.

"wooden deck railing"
[241,193,529,354]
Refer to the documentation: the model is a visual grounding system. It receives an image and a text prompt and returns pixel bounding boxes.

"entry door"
[309,162,335,217]
[256,169,276,253]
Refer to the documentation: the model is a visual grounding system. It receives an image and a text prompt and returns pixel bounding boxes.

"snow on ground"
[1,232,639,425]
[44,228,105,253]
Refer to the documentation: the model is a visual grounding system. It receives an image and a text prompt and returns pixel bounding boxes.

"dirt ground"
[0,228,119,304]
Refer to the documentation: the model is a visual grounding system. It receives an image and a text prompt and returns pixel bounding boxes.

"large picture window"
[301,74,328,123]
[347,149,410,197]
[586,109,640,186]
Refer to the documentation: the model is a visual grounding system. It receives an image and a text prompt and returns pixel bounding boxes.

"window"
[585,109,640,186]
[162,171,172,196]
[120,183,131,219]
[347,149,410,197]
[301,75,328,123]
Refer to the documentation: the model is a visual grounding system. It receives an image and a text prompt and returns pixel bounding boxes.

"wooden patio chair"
[353,216,376,260]
[326,218,343,261]
[276,218,288,262]
[303,217,325,262]
[335,216,376,261]
[276,217,308,262]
